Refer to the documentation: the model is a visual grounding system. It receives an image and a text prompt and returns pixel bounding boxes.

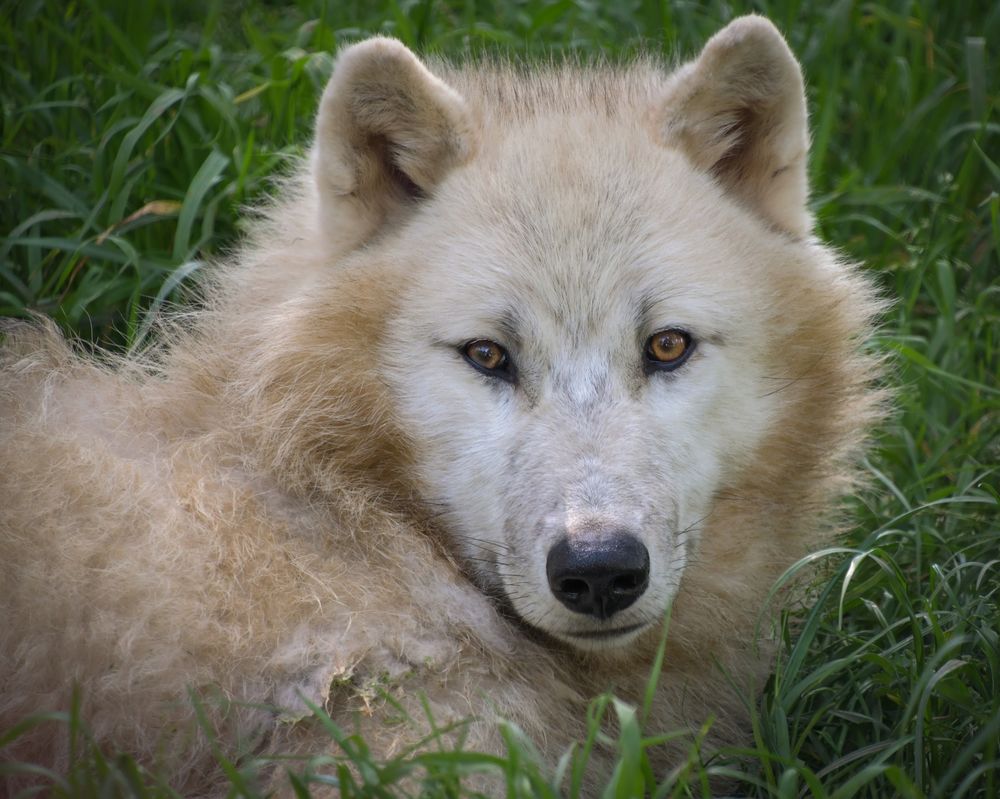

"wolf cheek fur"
[0,15,882,792]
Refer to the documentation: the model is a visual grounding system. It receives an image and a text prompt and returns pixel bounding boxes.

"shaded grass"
[1,0,998,796]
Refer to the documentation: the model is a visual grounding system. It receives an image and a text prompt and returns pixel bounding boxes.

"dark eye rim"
[643,329,695,374]
[460,339,517,383]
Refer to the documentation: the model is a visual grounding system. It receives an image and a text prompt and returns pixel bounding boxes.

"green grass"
[1,0,998,796]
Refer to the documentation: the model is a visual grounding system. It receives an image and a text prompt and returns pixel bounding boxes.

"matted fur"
[1,16,883,794]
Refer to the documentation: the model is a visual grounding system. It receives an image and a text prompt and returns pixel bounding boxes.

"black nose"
[546,535,649,620]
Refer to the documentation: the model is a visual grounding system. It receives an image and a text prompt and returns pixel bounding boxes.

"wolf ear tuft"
[659,16,811,237]
[313,38,475,242]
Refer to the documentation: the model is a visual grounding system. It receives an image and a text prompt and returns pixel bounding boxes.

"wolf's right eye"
[462,339,515,382]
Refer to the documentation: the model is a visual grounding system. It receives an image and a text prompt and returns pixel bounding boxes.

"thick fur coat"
[0,16,882,793]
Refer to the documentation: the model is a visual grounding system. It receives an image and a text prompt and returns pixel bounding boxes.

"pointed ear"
[658,16,811,237]
[312,38,476,244]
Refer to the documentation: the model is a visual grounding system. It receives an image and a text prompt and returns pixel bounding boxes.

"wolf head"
[296,17,877,652]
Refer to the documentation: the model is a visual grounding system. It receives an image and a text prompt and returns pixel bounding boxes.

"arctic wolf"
[0,15,880,793]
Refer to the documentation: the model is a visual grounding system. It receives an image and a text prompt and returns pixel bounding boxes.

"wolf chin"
[0,15,881,793]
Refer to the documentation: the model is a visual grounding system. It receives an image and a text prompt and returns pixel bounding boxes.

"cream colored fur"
[0,16,882,794]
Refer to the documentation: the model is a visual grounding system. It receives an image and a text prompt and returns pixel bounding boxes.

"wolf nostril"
[546,534,649,620]
[612,573,640,593]
[558,578,588,601]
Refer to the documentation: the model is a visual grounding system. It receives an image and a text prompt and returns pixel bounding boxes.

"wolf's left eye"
[644,329,694,372]
[462,339,515,382]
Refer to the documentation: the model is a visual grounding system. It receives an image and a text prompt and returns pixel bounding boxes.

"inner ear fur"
[659,16,811,237]
[312,38,476,236]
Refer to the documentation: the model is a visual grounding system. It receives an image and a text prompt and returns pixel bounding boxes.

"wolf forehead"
[401,131,776,313]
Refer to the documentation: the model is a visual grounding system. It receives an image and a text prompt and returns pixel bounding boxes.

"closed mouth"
[563,622,646,640]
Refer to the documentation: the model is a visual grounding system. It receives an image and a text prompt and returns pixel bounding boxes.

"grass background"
[1,0,998,796]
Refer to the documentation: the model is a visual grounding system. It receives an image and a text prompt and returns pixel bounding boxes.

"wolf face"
[303,19,823,650]
[382,128,794,649]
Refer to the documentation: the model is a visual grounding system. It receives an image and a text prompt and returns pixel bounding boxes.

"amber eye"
[644,329,693,372]
[462,339,515,382]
